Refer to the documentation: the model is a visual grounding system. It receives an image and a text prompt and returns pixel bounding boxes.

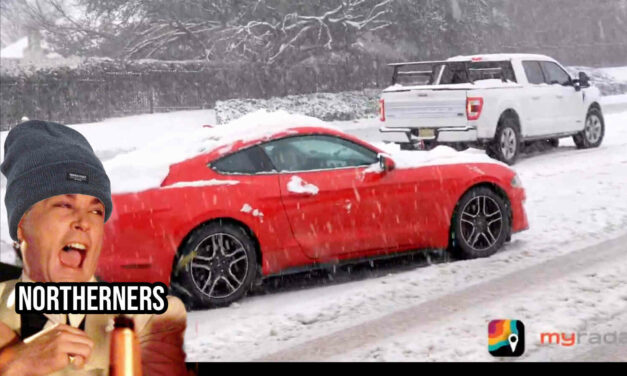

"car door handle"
[531,96,541,100]
[556,95,564,99]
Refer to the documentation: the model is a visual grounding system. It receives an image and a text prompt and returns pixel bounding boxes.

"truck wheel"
[401,140,438,151]
[573,107,604,149]
[400,142,418,151]
[451,143,469,151]
[488,115,521,165]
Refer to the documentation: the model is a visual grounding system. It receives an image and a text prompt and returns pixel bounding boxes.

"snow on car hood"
[104,110,337,193]
[374,143,507,169]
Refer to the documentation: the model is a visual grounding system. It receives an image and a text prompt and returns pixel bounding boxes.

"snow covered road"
[258,232,627,361]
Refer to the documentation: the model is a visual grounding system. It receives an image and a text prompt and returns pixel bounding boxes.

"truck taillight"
[466,97,483,121]
[379,99,385,122]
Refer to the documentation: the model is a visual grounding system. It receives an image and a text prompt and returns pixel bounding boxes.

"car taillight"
[379,98,385,122]
[466,97,483,121]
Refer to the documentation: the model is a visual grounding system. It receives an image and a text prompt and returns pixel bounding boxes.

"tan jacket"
[0,279,188,376]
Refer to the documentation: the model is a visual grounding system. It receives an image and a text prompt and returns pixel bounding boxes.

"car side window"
[210,146,275,174]
[541,61,572,86]
[522,61,546,85]
[260,135,378,172]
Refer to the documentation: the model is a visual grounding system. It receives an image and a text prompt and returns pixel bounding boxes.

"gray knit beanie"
[1,120,113,241]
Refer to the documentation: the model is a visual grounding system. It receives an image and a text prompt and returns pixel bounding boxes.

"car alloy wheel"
[452,186,510,259]
[173,221,258,308]
[459,195,504,251]
[190,232,249,299]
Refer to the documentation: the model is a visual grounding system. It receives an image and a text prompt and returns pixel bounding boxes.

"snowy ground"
[1,92,627,361]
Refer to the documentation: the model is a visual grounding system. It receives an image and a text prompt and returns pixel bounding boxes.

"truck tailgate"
[383,89,468,128]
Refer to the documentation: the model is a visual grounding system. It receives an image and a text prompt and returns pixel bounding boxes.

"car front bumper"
[511,187,529,234]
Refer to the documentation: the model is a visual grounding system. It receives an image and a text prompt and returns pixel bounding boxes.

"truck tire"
[573,107,604,149]
[488,114,522,165]
[451,143,469,151]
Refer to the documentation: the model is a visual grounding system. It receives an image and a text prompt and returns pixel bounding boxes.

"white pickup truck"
[378,53,604,164]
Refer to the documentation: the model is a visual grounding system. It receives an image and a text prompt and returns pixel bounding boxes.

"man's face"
[17,194,105,282]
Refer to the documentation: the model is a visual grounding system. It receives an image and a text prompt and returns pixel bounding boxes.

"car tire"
[573,107,604,149]
[172,221,258,309]
[451,187,510,259]
[488,114,522,165]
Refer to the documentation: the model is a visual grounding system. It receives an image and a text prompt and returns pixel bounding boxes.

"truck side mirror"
[578,72,590,88]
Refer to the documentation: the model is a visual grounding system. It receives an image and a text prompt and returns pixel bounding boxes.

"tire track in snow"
[258,232,627,361]
[563,309,627,361]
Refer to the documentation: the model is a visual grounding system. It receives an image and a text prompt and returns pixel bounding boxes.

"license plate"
[418,129,435,138]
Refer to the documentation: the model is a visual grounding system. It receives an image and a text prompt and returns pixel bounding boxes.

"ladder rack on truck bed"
[389,60,506,86]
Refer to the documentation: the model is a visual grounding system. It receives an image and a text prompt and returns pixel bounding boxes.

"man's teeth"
[65,243,87,250]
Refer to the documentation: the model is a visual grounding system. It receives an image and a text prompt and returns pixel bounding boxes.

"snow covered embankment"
[215,89,381,125]
[568,66,627,96]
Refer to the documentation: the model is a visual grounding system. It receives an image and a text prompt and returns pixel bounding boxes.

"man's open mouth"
[60,242,88,268]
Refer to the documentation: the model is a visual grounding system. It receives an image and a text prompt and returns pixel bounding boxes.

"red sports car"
[98,125,528,307]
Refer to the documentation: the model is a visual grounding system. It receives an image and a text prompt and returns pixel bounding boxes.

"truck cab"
[379,54,603,164]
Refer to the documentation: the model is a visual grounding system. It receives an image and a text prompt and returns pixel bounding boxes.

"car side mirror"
[378,154,396,172]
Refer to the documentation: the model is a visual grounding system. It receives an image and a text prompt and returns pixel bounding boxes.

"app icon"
[488,319,525,356]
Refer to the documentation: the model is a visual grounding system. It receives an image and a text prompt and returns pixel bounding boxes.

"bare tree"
[1,0,31,47]
[12,0,143,57]
[14,0,627,66]
[217,0,392,64]
[122,0,392,63]
[13,0,391,63]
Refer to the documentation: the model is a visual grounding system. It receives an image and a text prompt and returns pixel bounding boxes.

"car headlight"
[511,174,523,188]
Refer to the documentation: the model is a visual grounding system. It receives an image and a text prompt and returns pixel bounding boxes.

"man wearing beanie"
[0,121,188,376]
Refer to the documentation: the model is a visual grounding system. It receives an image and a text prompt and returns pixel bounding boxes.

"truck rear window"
[440,61,517,84]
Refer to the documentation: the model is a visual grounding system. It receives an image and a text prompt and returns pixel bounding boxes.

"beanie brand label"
[67,172,88,183]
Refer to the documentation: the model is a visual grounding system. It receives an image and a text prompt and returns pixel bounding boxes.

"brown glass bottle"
[109,315,142,376]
